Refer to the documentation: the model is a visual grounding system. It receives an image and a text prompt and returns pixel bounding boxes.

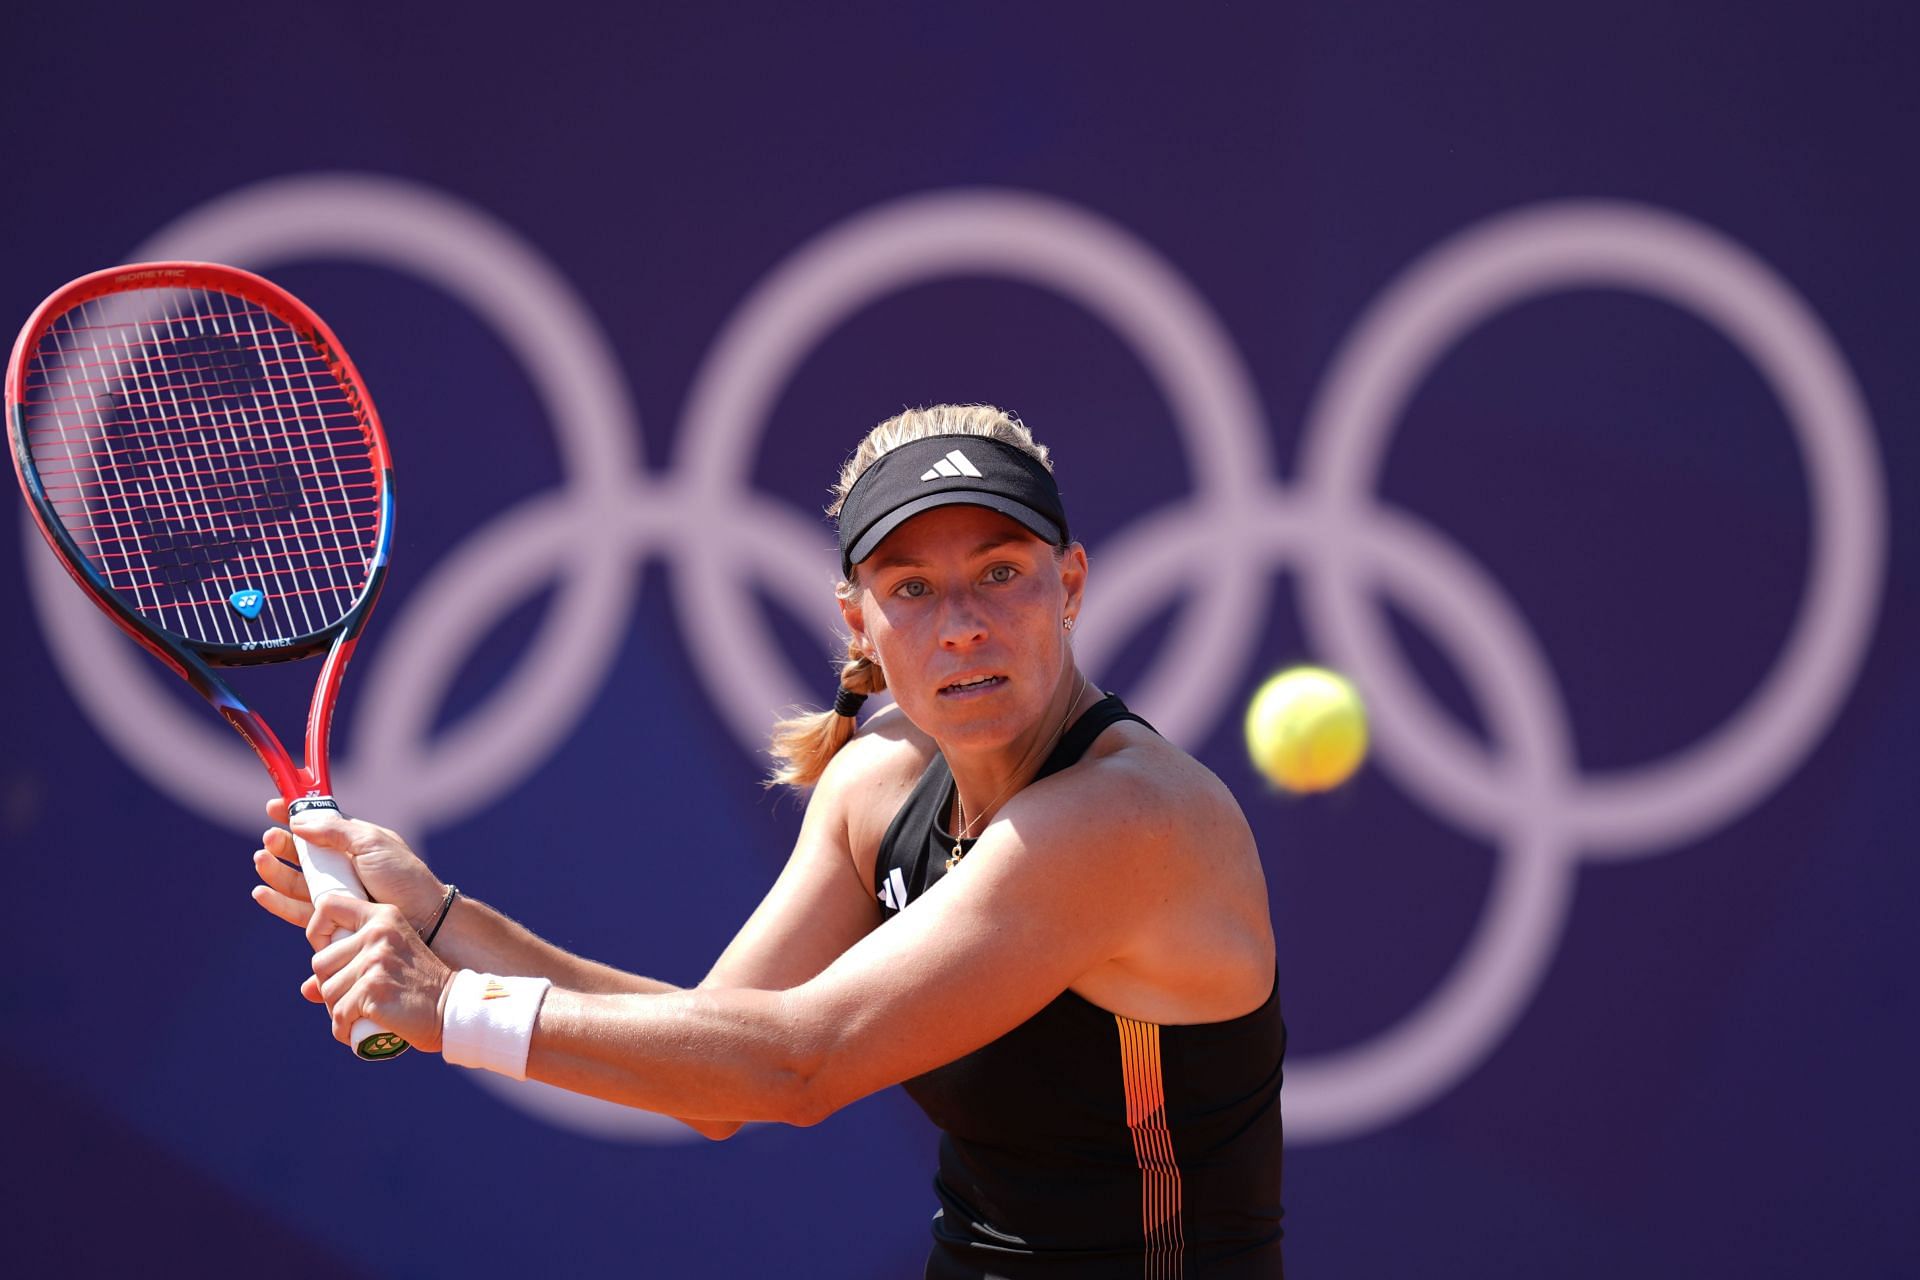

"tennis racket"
[7,261,405,1060]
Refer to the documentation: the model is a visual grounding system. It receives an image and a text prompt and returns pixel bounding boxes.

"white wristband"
[440,970,551,1080]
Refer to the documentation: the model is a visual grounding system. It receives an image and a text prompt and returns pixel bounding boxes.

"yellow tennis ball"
[1244,666,1368,793]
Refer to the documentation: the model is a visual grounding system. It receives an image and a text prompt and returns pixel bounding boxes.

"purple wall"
[3,5,1914,1275]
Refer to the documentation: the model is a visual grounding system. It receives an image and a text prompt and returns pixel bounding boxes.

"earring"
[1063,617,1075,632]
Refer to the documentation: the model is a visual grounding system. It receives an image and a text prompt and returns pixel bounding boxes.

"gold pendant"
[947,842,964,870]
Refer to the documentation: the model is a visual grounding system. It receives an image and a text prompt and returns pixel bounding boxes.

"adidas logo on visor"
[920,449,983,481]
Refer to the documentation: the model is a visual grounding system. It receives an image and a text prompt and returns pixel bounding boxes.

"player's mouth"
[938,674,1006,698]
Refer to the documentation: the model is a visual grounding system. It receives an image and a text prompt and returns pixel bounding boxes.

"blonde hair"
[767,404,1056,788]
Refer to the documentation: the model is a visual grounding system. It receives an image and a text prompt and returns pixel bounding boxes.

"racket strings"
[23,320,352,391]
[20,287,381,648]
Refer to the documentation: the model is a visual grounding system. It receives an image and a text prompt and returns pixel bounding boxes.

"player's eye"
[895,579,930,599]
[985,564,1018,584]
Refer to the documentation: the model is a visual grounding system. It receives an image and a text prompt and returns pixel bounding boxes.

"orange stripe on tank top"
[1116,1015,1185,1278]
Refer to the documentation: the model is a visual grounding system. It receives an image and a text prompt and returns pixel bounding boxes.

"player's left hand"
[306,894,455,1053]
[253,799,448,938]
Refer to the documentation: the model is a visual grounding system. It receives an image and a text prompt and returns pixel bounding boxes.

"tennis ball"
[1244,666,1368,793]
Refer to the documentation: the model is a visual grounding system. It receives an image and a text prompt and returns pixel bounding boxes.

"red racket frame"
[6,261,396,807]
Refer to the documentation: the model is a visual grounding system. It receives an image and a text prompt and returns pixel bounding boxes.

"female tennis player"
[252,404,1285,1277]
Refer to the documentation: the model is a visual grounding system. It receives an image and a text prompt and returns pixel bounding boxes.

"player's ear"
[1058,542,1088,624]
[839,590,869,654]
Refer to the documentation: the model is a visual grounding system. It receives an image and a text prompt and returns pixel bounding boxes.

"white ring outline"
[1297,201,1887,856]
[1279,200,1886,1138]
[17,182,1885,1146]
[25,173,648,834]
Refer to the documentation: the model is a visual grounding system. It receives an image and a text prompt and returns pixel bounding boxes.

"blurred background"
[3,5,1914,1276]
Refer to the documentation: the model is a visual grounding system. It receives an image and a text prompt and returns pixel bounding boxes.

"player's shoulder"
[831,702,937,779]
[1080,710,1213,794]
[1036,711,1245,847]
[811,703,939,842]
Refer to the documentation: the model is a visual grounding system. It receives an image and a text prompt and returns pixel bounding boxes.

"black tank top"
[873,694,1286,1279]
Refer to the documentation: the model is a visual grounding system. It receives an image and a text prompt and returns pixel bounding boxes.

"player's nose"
[935,594,989,648]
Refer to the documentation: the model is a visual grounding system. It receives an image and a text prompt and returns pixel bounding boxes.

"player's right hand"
[251,798,447,940]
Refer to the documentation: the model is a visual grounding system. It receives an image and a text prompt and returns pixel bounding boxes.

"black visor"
[837,434,1069,577]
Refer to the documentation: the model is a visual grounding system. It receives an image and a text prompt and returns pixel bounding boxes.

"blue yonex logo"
[228,589,265,619]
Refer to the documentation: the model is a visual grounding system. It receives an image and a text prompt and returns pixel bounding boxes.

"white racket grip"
[295,834,366,906]
[289,801,410,1061]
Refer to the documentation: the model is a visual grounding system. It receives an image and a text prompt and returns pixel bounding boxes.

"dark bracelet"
[423,883,460,947]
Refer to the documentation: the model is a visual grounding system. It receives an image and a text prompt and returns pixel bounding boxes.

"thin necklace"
[948,671,1090,870]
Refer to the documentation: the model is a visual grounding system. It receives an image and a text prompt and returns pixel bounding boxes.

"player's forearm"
[434,902,755,1138]
[525,987,829,1126]
[432,897,679,996]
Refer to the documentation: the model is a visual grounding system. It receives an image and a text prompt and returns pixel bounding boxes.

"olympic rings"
[21,175,1885,1145]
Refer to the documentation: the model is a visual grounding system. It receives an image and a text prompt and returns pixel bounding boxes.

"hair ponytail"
[766,638,889,788]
